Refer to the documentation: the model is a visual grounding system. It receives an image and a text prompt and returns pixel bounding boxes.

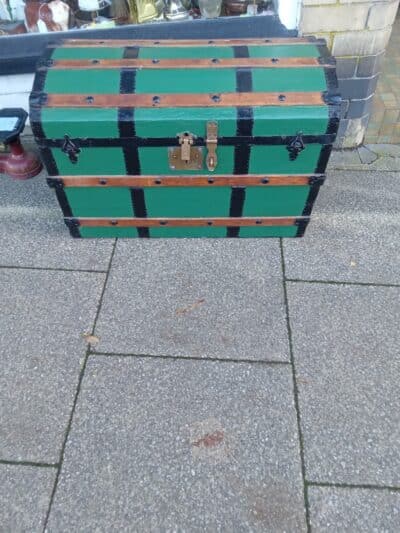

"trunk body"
[30,38,340,238]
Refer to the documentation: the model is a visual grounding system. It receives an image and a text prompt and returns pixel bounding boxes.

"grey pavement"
[0,148,399,531]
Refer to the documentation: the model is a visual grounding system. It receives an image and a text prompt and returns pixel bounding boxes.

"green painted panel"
[79,226,138,238]
[52,147,126,175]
[252,68,326,92]
[135,107,237,138]
[248,45,319,58]
[41,108,119,139]
[239,226,298,237]
[145,187,231,217]
[45,70,120,94]
[65,187,133,217]
[249,145,321,174]
[149,226,226,238]
[252,106,328,136]
[135,69,236,94]
[243,186,309,216]
[138,146,234,175]
[138,47,234,59]
[52,47,125,59]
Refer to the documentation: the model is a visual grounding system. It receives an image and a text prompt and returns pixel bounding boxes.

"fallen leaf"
[83,334,99,345]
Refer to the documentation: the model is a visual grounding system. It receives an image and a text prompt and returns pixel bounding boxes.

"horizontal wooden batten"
[45,57,331,70]
[42,92,326,108]
[56,38,322,48]
[54,175,324,188]
[69,217,306,228]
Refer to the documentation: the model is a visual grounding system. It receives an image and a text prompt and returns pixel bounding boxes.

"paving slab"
[95,240,289,361]
[47,356,306,532]
[0,269,105,462]
[283,171,400,284]
[309,486,400,532]
[0,464,56,533]
[0,171,114,270]
[288,282,400,486]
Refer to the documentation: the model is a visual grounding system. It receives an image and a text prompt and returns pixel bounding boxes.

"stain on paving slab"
[0,464,56,532]
[46,357,306,532]
[94,239,289,361]
[288,282,400,486]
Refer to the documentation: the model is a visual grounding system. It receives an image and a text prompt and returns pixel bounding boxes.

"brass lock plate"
[168,131,203,170]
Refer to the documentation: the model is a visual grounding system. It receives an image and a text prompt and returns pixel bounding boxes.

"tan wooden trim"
[45,92,325,108]
[56,38,318,47]
[73,217,305,227]
[59,175,318,187]
[48,57,328,70]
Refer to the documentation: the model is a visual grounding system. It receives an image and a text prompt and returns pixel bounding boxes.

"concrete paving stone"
[287,282,400,485]
[0,464,55,533]
[308,486,400,532]
[0,269,105,462]
[47,356,306,532]
[95,239,289,361]
[0,171,114,270]
[357,145,378,165]
[283,171,400,284]
[327,149,361,170]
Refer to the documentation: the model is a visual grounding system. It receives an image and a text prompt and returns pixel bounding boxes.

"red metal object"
[0,136,42,180]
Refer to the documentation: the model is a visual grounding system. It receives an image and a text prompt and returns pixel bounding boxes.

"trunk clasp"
[168,132,202,170]
[206,121,218,172]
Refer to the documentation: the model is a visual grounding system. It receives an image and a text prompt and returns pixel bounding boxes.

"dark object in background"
[0,109,43,180]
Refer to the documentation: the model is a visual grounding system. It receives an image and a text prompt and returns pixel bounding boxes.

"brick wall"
[299,0,399,147]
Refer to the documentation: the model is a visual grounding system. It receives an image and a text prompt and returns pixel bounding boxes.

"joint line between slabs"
[43,239,118,531]
[0,459,58,468]
[0,265,108,274]
[286,278,400,289]
[90,351,291,365]
[307,481,400,492]
[280,238,311,533]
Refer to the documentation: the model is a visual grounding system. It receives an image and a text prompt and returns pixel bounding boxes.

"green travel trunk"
[30,37,340,238]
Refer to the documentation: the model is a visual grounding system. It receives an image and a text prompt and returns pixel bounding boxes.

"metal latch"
[62,134,81,164]
[168,132,202,170]
[287,132,305,161]
[206,121,218,171]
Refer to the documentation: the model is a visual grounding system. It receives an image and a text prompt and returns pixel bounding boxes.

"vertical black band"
[119,46,140,174]
[52,183,73,217]
[315,144,332,174]
[130,188,149,238]
[233,46,253,175]
[227,187,246,238]
[302,184,321,217]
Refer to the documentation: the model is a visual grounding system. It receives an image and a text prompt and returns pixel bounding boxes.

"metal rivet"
[208,178,214,184]
[160,221,167,225]
[110,220,118,226]
[152,59,160,64]
[211,94,221,103]
[264,39,271,43]
[211,58,219,64]
[86,96,94,104]
[271,58,279,63]
[99,41,105,44]
[91,59,99,64]
[278,94,286,102]
[207,221,213,226]
[255,220,262,225]
[155,179,162,184]
[208,40,214,44]
[152,95,161,105]
[261,178,269,184]
[154,41,160,44]
[99,179,107,185]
